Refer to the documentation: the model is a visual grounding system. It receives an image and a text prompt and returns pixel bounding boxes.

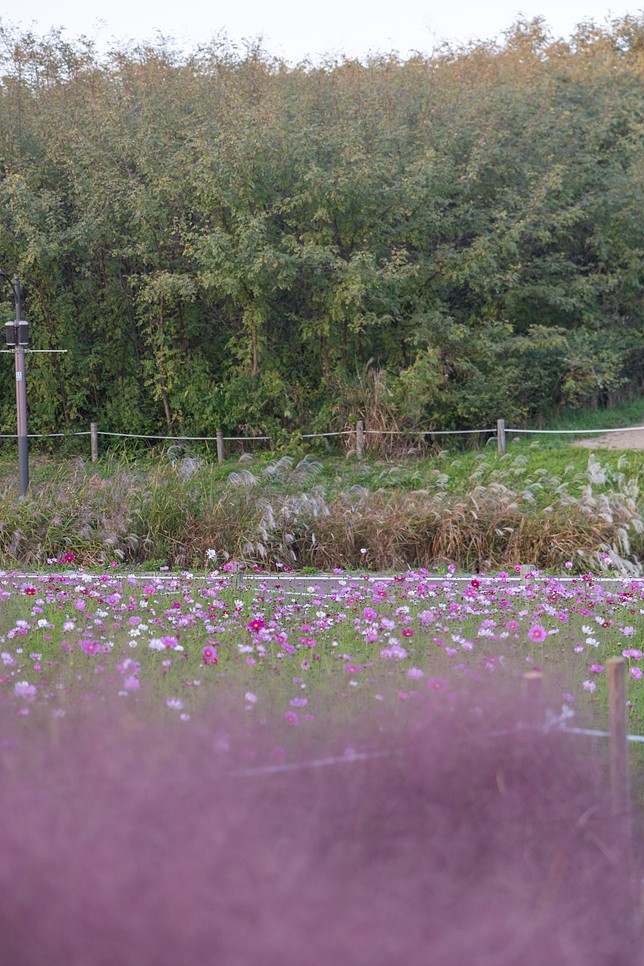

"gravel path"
[574,426,644,450]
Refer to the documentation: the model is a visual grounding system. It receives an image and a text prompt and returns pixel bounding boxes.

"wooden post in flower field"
[607,657,631,820]
[216,429,224,464]
[496,418,506,454]
[522,669,543,725]
[522,669,543,699]
[356,420,365,459]
[90,422,98,462]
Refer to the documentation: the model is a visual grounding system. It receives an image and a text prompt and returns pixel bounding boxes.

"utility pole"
[2,272,29,497]
[2,272,68,498]
[13,275,28,497]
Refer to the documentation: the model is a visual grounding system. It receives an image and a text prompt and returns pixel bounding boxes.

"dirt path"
[574,426,644,450]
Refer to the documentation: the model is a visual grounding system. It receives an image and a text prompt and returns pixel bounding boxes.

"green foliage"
[0,18,641,438]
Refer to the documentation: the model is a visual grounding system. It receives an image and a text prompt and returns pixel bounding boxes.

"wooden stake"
[356,420,365,459]
[216,429,224,464]
[90,422,98,462]
[607,657,631,819]
[522,670,543,725]
[522,669,543,698]
[497,418,506,454]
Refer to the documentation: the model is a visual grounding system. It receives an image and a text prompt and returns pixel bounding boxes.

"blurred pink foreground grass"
[1,563,643,963]
[1,686,642,966]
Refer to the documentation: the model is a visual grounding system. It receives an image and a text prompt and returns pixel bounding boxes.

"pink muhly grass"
[0,683,640,966]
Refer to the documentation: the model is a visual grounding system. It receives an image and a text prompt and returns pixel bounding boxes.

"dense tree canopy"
[0,17,641,438]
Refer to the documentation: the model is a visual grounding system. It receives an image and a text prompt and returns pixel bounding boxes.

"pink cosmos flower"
[202,645,218,666]
[428,676,447,691]
[380,644,408,661]
[14,681,37,700]
[528,624,547,643]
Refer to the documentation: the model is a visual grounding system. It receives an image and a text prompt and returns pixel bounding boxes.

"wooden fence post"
[90,422,98,463]
[522,669,543,725]
[216,429,225,464]
[607,657,631,819]
[356,420,365,459]
[497,418,506,454]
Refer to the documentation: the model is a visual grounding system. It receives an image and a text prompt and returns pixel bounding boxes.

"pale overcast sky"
[3,0,641,62]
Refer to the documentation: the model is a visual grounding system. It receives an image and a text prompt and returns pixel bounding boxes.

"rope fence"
[230,660,640,870]
[561,726,644,743]
[506,425,644,435]
[229,663,641,839]
[300,431,354,438]
[364,427,496,435]
[228,719,644,781]
[0,416,639,461]
[0,431,91,439]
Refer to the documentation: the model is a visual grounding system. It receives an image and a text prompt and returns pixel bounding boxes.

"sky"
[2,0,641,63]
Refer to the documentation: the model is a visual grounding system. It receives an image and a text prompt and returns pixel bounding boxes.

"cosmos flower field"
[1,559,643,965]
[2,560,644,728]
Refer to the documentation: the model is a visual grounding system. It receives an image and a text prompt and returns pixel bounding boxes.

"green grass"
[539,397,644,433]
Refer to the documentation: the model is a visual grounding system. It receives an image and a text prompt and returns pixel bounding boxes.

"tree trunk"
[251,315,259,382]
